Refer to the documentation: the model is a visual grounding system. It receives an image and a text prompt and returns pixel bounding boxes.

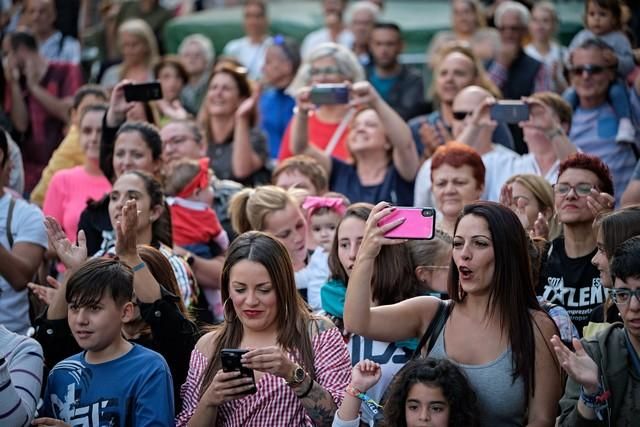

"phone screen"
[379,207,436,240]
[123,82,163,102]
[490,101,529,124]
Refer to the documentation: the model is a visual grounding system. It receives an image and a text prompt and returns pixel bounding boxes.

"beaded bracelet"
[345,385,383,418]
[580,384,610,421]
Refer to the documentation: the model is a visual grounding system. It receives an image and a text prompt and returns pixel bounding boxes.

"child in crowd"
[165,158,229,259]
[35,258,174,426]
[333,358,480,427]
[303,193,349,251]
[566,0,637,143]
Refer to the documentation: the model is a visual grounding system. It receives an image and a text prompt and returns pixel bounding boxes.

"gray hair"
[494,1,530,28]
[346,1,380,23]
[289,42,365,94]
[178,33,216,68]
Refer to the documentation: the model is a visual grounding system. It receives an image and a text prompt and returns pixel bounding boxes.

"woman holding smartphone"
[176,231,351,426]
[343,201,563,426]
[290,79,419,206]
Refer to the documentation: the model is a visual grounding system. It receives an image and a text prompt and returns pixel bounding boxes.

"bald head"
[451,85,494,140]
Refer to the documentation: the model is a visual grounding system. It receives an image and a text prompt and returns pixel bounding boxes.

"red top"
[170,203,222,246]
[278,112,351,162]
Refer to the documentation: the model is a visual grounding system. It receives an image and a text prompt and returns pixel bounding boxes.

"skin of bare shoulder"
[195,329,219,355]
[309,314,336,336]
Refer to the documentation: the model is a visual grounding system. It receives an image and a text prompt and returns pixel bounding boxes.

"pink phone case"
[378,207,436,240]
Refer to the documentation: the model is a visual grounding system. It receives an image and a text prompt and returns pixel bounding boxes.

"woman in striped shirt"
[176,231,351,426]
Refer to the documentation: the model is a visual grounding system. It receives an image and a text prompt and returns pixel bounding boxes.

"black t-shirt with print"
[537,237,606,336]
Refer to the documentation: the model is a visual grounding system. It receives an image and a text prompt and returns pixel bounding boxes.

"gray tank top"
[429,325,526,427]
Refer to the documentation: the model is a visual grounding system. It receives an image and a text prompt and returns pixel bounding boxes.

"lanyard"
[625,330,640,377]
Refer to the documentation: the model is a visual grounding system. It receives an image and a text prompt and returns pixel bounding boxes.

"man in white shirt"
[222,0,272,80]
[24,0,81,64]
[301,0,354,59]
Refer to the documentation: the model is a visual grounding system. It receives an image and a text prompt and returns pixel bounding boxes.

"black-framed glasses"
[569,64,613,76]
[609,288,640,305]
[452,111,472,121]
[553,183,595,197]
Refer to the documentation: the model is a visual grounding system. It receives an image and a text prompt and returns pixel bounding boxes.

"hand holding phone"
[220,349,257,395]
[378,207,436,240]
[490,100,529,124]
[310,83,350,105]
[123,81,163,102]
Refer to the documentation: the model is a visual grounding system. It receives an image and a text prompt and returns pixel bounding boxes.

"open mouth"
[459,266,473,280]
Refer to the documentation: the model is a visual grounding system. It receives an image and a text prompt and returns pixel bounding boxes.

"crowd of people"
[1,0,640,426]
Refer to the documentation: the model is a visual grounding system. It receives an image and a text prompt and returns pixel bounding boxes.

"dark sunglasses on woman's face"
[569,64,613,76]
[452,111,472,121]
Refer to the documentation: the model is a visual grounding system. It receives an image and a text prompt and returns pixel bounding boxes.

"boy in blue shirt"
[34,258,174,426]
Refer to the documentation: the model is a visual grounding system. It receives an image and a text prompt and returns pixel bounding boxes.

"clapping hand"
[551,335,600,394]
[115,200,139,259]
[586,189,615,218]
[28,275,61,306]
[44,217,87,271]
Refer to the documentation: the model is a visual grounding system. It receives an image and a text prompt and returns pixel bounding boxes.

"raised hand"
[241,346,296,380]
[358,202,407,261]
[586,189,615,218]
[350,80,381,110]
[44,217,87,270]
[115,199,139,259]
[27,275,61,306]
[106,80,137,125]
[295,86,315,114]
[551,335,600,394]
[350,359,381,392]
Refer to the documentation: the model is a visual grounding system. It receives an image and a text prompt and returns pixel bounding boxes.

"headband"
[302,196,347,218]
[178,158,210,198]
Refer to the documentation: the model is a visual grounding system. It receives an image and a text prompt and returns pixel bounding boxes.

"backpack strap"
[6,196,15,248]
[412,299,452,359]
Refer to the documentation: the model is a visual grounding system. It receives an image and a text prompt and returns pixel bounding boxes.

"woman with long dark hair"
[343,201,562,426]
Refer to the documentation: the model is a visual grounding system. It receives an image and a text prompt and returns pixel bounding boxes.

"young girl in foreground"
[333,358,480,427]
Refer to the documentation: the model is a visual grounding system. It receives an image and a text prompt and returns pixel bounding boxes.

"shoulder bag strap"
[323,108,355,157]
[412,299,450,359]
[6,196,15,248]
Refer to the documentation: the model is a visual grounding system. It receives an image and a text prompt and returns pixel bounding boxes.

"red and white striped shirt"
[175,326,351,426]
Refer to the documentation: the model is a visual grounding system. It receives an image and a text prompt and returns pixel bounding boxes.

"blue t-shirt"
[330,157,415,205]
[42,344,174,426]
[259,88,295,159]
[368,69,398,102]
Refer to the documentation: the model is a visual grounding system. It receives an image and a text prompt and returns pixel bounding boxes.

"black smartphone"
[220,349,257,394]
[310,83,349,105]
[123,81,163,102]
[490,100,529,124]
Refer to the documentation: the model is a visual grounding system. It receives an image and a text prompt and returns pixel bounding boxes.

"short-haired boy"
[34,258,174,426]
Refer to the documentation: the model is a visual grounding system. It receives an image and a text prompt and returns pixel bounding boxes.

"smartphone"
[220,349,257,394]
[310,83,349,105]
[490,100,529,124]
[378,207,436,240]
[123,82,163,102]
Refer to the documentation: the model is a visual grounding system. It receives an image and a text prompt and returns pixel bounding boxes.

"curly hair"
[558,152,614,197]
[380,358,480,427]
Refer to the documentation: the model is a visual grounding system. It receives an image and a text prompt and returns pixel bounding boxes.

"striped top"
[176,326,351,426]
[0,325,44,427]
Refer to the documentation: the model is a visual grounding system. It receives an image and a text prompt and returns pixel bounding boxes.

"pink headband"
[302,196,347,217]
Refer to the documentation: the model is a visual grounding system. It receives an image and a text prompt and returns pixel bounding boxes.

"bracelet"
[296,376,314,399]
[132,262,146,272]
[345,384,383,417]
[580,384,609,420]
[545,127,563,140]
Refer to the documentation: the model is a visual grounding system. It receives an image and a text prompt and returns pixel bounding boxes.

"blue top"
[329,157,415,205]
[42,344,174,426]
[368,68,399,102]
[259,88,295,159]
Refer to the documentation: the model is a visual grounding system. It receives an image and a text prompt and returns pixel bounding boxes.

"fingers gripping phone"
[220,349,257,394]
[310,83,350,105]
[123,81,163,102]
[490,100,529,124]
[378,207,436,240]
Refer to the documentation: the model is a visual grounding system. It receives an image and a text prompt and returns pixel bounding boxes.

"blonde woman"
[100,19,159,90]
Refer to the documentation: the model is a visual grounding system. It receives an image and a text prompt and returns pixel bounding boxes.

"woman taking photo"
[279,42,365,162]
[154,56,191,125]
[430,142,485,236]
[198,64,269,187]
[291,81,419,206]
[343,201,562,426]
[176,231,351,426]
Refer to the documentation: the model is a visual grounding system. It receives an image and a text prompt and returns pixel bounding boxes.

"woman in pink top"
[43,104,112,242]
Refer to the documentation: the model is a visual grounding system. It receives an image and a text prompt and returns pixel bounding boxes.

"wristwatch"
[182,252,195,266]
[287,363,306,385]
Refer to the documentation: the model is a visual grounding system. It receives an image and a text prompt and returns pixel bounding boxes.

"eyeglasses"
[553,183,595,197]
[569,64,613,76]
[609,288,640,305]
[452,111,472,121]
[309,66,342,77]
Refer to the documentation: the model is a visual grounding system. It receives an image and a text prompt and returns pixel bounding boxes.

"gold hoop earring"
[223,298,236,323]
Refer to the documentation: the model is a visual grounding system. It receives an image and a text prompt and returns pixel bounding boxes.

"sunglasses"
[553,183,595,197]
[452,111,472,121]
[569,64,613,76]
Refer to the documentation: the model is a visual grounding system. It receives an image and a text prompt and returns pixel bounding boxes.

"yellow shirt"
[31,125,85,206]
